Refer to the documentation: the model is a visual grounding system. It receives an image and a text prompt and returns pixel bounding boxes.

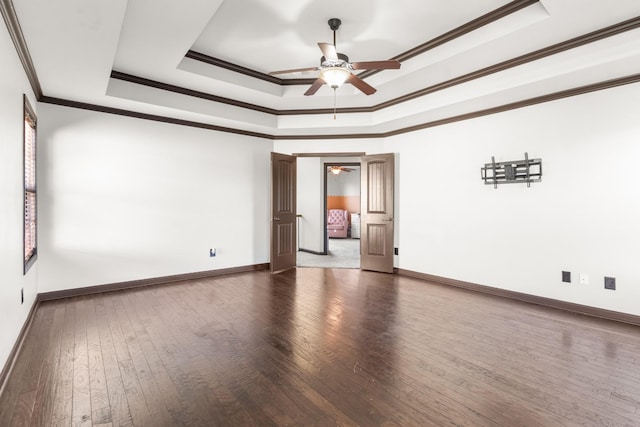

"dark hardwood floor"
[2,268,640,426]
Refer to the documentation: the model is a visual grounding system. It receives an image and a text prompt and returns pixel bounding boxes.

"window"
[24,95,37,273]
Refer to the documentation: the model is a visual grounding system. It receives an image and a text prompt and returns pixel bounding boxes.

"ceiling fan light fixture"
[320,67,350,88]
[330,166,342,175]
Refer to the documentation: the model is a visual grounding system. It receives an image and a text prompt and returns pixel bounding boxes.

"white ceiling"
[11,0,640,137]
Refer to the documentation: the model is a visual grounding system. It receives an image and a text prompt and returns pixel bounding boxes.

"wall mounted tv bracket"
[481,152,542,189]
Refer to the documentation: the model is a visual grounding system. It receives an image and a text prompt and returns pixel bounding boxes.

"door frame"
[288,151,396,273]
[323,161,361,255]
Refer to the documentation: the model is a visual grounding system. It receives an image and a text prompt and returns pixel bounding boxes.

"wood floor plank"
[93,296,133,427]
[101,293,154,426]
[155,282,270,425]
[3,268,640,425]
[86,297,112,426]
[1,305,47,426]
[50,299,76,426]
[2,303,59,426]
[72,297,93,426]
[191,319,318,425]
[112,290,175,426]
[121,291,183,409]
[124,288,213,425]
[30,302,66,426]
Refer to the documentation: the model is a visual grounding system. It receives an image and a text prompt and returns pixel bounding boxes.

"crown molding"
[377,73,640,138]
[0,0,42,98]
[110,71,347,116]
[115,16,640,118]
[111,71,280,115]
[377,15,640,109]
[40,95,274,140]
[44,73,640,141]
[187,0,539,85]
[184,50,314,86]
[5,0,638,123]
[359,0,539,79]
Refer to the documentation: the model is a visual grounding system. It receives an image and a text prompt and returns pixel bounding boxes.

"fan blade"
[304,78,325,96]
[269,66,319,76]
[318,42,338,61]
[347,74,376,95]
[351,60,401,70]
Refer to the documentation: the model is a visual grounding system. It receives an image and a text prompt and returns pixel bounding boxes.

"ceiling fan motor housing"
[320,53,349,68]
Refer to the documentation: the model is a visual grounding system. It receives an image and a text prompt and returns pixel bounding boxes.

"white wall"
[4,32,638,379]
[388,83,640,315]
[277,83,640,316]
[37,104,272,292]
[327,165,360,196]
[297,157,323,252]
[274,139,385,156]
[0,24,38,373]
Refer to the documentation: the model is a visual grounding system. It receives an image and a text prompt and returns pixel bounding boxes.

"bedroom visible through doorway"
[296,158,361,269]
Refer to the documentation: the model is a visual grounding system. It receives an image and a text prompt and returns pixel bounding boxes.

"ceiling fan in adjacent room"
[328,166,355,175]
[269,18,401,97]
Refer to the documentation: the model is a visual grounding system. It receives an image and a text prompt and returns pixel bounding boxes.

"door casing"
[272,152,395,273]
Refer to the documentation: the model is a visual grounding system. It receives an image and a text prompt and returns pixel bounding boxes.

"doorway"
[296,158,361,269]
[324,162,361,267]
[274,152,395,273]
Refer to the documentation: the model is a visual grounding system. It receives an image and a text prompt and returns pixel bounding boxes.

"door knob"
[274,217,281,221]
[382,218,393,222]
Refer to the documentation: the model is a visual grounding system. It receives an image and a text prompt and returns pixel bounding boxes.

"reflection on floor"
[297,238,360,269]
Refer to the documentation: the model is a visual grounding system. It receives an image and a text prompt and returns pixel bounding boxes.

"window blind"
[24,97,37,270]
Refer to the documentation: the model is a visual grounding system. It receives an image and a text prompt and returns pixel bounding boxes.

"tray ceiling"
[8,0,640,138]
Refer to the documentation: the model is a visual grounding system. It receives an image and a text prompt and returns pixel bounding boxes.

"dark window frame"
[23,94,37,274]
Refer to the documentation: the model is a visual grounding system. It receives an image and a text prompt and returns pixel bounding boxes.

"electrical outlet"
[579,273,589,285]
[210,248,216,257]
[562,271,571,283]
[604,276,616,290]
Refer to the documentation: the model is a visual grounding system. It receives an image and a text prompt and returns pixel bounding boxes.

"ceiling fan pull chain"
[333,88,337,120]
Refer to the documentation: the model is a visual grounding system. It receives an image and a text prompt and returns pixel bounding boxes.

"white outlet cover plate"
[579,273,589,285]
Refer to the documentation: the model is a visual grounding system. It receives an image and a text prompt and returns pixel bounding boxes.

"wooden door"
[360,153,394,273]
[270,152,297,273]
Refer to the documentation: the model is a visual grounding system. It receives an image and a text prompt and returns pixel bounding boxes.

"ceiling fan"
[269,18,401,96]
[328,166,355,175]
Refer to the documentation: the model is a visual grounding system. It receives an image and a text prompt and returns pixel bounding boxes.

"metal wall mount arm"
[481,152,542,189]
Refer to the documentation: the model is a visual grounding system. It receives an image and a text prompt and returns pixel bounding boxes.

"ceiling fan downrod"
[328,18,341,48]
[329,18,341,120]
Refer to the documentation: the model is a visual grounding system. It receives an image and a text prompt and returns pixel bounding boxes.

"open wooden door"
[360,153,394,273]
[271,152,297,273]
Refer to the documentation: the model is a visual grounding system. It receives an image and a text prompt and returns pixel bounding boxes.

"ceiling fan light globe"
[331,167,341,175]
[320,67,350,88]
